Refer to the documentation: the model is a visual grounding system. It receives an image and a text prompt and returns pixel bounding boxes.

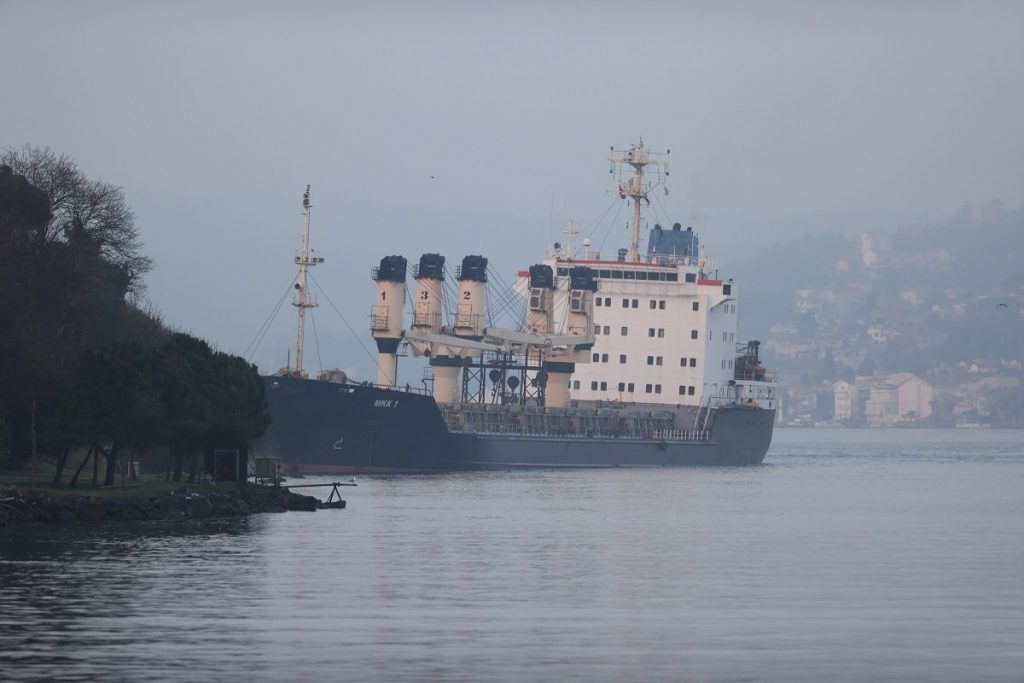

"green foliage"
[0,149,270,480]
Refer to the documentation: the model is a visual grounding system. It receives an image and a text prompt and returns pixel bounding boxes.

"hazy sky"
[3,1,1022,379]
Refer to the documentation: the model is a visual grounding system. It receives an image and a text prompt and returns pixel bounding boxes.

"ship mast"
[609,139,670,262]
[561,219,578,258]
[291,185,323,378]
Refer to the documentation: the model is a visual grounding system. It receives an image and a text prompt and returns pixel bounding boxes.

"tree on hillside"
[161,333,270,483]
[73,341,170,486]
[200,351,270,482]
[0,149,154,471]
[1,145,151,295]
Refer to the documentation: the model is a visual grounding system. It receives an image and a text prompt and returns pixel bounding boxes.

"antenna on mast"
[561,219,579,259]
[609,140,670,262]
[291,184,325,378]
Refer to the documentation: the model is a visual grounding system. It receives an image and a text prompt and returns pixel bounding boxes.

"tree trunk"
[187,451,199,484]
[103,444,119,486]
[52,443,72,487]
[91,445,99,487]
[237,444,249,486]
[69,446,94,489]
[172,449,184,482]
[30,397,37,488]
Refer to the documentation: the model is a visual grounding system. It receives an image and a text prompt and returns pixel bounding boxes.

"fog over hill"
[2,1,1023,381]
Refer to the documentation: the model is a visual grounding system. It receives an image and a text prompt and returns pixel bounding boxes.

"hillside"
[729,200,1024,425]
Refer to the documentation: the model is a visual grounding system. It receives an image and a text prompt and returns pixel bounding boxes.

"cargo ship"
[257,141,776,472]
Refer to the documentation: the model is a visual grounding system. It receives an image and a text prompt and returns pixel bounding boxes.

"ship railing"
[651,429,711,442]
[348,380,432,396]
[441,427,711,442]
[439,408,711,441]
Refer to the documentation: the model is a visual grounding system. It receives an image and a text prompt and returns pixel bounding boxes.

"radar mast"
[291,185,324,378]
[609,139,670,262]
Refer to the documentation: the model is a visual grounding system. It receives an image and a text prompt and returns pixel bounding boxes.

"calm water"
[2,429,1024,682]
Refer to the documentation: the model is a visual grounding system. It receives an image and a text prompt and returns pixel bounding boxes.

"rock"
[185,495,214,519]
[279,490,318,512]
[0,483,330,528]
[153,495,188,519]
[75,499,106,522]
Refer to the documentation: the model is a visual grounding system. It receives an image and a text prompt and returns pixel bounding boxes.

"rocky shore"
[0,485,330,528]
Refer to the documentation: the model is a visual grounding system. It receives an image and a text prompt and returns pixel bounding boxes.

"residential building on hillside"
[833,380,854,421]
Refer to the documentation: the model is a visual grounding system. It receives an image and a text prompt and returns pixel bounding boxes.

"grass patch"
[0,470,217,498]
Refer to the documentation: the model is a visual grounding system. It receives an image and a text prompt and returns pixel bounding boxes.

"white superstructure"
[370,139,775,413]
[514,248,739,407]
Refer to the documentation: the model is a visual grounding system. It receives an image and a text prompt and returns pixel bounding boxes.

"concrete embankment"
[0,485,325,528]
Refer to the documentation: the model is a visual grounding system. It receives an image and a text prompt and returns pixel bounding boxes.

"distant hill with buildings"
[730,200,1024,426]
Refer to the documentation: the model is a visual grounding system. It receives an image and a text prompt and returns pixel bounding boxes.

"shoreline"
[0,485,328,529]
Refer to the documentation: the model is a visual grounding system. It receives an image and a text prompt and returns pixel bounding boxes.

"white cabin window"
[590,381,598,390]
[690,358,697,368]
[600,381,607,391]
[603,326,610,335]
[645,384,653,393]
[691,330,699,340]
[621,326,628,336]
[618,382,625,392]
[601,353,609,363]
[648,328,656,338]
[573,380,580,389]
[657,328,665,338]
[596,297,603,307]
[649,300,657,309]
[655,384,662,394]
[659,300,666,310]
[628,383,635,392]
[619,354,627,363]
[656,356,663,366]
[693,302,699,311]
[592,353,600,362]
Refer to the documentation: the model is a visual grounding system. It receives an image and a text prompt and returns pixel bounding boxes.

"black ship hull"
[256,376,775,473]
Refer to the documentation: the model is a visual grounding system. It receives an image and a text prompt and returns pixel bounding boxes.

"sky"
[2,0,1022,381]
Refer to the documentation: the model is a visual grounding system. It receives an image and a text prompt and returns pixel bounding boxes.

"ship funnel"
[453,255,488,339]
[370,255,407,386]
[526,264,556,335]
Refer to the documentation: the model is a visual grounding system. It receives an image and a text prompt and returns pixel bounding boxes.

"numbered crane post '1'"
[370,255,407,387]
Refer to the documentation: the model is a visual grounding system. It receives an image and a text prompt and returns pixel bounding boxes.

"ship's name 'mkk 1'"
[373,399,400,408]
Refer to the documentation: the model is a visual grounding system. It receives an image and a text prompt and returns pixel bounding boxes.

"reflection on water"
[3,429,1024,682]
